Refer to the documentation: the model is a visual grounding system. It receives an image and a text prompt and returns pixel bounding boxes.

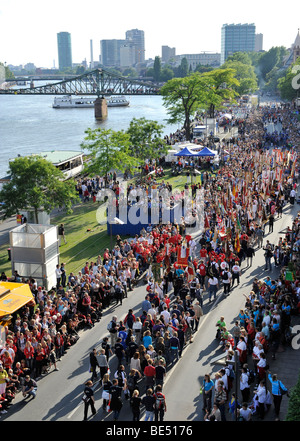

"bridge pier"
[94,96,108,120]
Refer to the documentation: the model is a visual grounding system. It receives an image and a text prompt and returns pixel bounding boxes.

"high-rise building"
[221,23,256,64]
[125,29,145,63]
[255,33,263,52]
[57,32,72,70]
[162,46,176,63]
[100,39,126,67]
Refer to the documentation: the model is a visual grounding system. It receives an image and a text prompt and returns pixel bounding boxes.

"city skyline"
[0,0,299,68]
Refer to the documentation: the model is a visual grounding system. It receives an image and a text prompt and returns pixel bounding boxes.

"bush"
[285,370,300,421]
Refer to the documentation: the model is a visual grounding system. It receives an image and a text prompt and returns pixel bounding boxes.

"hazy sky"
[1,0,299,67]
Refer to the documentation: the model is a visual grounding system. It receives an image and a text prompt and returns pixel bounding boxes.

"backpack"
[247,369,255,384]
[127,375,135,389]
[155,393,165,410]
[107,321,113,331]
[223,271,228,281]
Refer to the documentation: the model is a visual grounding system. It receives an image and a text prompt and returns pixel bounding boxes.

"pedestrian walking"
[142,388,156,421]
[130,389,142,421]
[153,384,167,422]
[207,275,218,302]
[89,348,99,383]
[109,378,124,421]
[267,372,288,418]
[82,380,96,421]
[201,374,214,412]
[98,348,108,385]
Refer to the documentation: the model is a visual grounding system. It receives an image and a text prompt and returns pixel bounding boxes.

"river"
[0,90,180,178]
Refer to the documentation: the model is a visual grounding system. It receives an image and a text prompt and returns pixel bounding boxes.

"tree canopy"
[81,128,139,179]
[126,117,167,165]
[0,156,79,223]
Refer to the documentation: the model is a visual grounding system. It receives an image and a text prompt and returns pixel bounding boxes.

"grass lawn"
[51,201,112,276]
[0,166,214,279]
[0,241,12,276]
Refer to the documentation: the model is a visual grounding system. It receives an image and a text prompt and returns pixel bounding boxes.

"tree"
[221,60,258,95]
[277,57,300,101]
[160,67,174,82]
[201,68,240,117]
[177,57,189,78]
[153,56,162,82]
[81,128,138,181]
[258,46,288,83]
[126,118,167,169]
[0,156,79,223]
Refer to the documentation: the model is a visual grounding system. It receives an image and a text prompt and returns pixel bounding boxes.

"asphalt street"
[2,198,298,423]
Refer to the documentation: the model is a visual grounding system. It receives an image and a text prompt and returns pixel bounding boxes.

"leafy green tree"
[0,62,15,79]
[81,128,138,181]
[126,118,167,170]
[258,46,288,82]
[177,57,189,78]
[277,57,300,100]
[221,60,258,95]
[225,52,252,66]
[0,156,79,223]
[194,64,214,73]
[201,68,240,117]
[153,56,162,82]
[160,67,174,82]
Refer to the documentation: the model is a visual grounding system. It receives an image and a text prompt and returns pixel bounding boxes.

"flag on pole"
[234,232,241,253]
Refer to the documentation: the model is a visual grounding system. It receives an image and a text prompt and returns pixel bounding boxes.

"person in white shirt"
[208,276,219,302]
[238,403,252,421]
[161,306,171,326]
[240,367,250,403]
[55,264,62,289]
[254,380,267,419]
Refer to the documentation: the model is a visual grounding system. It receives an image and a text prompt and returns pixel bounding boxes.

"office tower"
[100,39,126,67]
[120,45,136,67]
[255,34,263,52]
[162,46,176,63]
[57,32,72,70]
[125,29,145,63]
[221,23,256,65]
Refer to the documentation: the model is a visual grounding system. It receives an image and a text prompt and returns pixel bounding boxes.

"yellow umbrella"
[0,282,35,317]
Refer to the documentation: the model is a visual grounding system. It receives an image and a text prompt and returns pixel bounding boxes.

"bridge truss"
[0,68,161,96]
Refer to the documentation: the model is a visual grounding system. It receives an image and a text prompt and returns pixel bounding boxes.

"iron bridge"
[0,68,161,96]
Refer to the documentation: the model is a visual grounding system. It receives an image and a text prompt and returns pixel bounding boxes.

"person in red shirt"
[200,246,208,263]
[24,341,35,371]
[144,359,156,393]
[198,260,206,287]
[35,343,46,378]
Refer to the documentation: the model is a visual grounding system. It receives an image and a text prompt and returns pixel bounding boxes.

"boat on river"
[52,95,130,108]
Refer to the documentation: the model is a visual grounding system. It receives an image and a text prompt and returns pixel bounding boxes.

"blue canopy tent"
[196,147,216,157]
[174,146,198,156]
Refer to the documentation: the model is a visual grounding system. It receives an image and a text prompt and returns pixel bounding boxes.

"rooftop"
[32,150,83,165]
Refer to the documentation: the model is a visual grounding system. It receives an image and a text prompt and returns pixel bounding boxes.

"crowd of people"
[0,100,300,421]
[201,206,299,421]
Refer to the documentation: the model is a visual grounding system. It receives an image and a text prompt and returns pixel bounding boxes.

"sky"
[0,0,299,68]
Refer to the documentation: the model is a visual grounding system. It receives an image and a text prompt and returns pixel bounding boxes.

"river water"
[0,90,180,178]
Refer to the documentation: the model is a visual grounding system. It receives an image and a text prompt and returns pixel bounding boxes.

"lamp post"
[227,349,240,421]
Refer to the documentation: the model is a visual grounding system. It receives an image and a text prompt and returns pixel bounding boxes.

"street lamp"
[226,349,240,421]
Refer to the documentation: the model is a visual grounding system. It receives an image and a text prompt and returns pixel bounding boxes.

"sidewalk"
[262,314,300,421]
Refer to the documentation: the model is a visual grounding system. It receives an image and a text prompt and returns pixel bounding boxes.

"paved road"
[3,199,298,422]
